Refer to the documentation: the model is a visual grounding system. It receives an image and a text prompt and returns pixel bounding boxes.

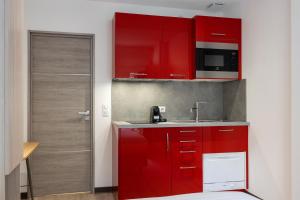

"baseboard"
[244,190,263,200]
[94,186,118,193]
[21,192,28,199]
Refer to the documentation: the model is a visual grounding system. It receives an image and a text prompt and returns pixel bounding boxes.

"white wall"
[4,0,25,175]
[25,0,219,188]
[0,0,6,197]
[291,0,300,200]
[224,0,291,199]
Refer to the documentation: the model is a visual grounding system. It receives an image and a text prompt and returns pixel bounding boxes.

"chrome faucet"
[191,101,207,122]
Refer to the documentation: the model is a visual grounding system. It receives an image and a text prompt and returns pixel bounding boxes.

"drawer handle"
[218,129,235,132]
[180,140,196,143]
[180,150,196,153]
[170,73,185,77]
[211,32,226,36]
[180,166,197,169]
[180,130,196,133]
[208,157,240,161]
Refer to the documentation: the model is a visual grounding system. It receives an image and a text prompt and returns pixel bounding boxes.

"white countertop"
[113,120,250,128]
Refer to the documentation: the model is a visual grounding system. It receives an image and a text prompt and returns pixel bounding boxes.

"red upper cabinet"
[114,13,163,79]
[161,17,194,79]
[118,128,171,200]
[113,13,194,80]
[195,16,242,80]
[195,16,241,43]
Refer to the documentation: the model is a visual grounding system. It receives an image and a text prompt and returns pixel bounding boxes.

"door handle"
[78,110,90,116]
[78,110,90,120]
[166,133,170,152]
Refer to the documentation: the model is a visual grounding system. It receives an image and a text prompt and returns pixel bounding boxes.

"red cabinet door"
[161,17,194,79]
[114,13,163,79]
[203,126,248,153]
[170,127,203,194]
[119,128,171,199]
[195,16,241,43]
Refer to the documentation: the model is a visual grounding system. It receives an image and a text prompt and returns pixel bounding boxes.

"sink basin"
[170,119,221,123]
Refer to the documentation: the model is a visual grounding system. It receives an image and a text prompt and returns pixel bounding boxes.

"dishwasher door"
[203,152,246,192]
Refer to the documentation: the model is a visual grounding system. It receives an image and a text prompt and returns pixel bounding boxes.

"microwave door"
[196,48,239,79]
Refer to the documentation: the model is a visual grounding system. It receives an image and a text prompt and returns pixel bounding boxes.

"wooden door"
[29,32,93,196]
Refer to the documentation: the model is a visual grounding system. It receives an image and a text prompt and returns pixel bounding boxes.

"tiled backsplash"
[112,80,246,122]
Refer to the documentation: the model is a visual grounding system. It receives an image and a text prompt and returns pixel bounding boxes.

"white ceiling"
[91,0,241,10]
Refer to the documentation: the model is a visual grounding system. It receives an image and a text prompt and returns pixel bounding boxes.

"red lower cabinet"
[118,128,171,200]
[171,127,203,194]
[117,126,248,199]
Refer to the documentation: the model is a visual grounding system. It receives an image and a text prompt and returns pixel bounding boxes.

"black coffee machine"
[150,106,167,123]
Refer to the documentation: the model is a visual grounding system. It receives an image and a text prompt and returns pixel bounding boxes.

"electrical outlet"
[159,106,166,113]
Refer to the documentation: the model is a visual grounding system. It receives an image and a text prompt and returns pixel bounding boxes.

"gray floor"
[34,192,114,200]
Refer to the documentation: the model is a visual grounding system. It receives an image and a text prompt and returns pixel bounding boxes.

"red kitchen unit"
[114,127,203,200]
[203,126,249,189]
[113,13,194,80]
[195,16,242,80]
[113,125,248,199]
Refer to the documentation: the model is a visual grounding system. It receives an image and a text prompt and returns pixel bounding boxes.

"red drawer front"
[195,16,241,43]
[172,164,203,195]
[203,126,248,153]
[171,127,203,194]
[173,128,202,151]
[172,149,203,194]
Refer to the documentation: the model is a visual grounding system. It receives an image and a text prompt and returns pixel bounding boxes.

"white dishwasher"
[203,152,246,192]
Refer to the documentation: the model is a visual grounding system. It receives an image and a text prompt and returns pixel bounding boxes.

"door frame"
[27,30,95,192]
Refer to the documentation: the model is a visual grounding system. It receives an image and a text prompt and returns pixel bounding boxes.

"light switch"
[102,104,110,117]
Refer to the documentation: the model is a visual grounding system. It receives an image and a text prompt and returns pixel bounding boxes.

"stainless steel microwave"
[196,42,239,79]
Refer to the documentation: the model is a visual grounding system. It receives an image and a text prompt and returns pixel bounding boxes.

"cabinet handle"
[211,32,226,36]
[218,129,235,132]
[180,130,196,133]
[170,73,185,77]
[180,150,196,153]
[180,166,197,169]
[180,140,196,143]
[166,133,170,152]
[208,156,240,161]
[129,72,148,78]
